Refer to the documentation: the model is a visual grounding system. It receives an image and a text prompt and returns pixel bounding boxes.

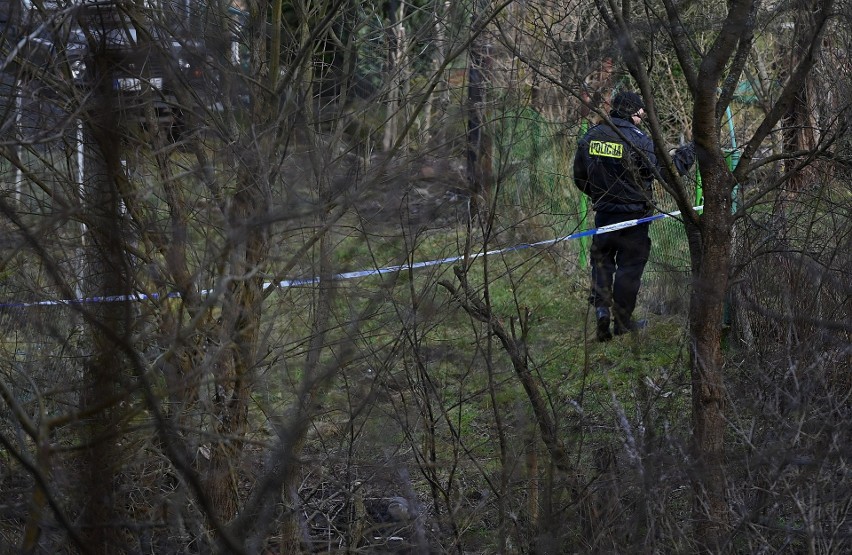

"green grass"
[290,222,694,477]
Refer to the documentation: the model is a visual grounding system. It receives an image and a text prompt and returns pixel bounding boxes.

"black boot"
[595,307,612,342]
[613,316,647,336]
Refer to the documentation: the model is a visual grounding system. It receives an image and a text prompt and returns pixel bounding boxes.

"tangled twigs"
[439,265,573,474]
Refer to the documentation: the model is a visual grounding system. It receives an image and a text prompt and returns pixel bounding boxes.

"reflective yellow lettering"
[589,141,623,158]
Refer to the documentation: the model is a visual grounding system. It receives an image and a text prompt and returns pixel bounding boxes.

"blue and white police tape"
[1,206,700,308]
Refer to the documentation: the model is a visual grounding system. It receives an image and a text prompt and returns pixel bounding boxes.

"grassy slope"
[270,207,696,550]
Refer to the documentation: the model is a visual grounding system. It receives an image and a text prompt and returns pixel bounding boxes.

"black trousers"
[589,211,652,323]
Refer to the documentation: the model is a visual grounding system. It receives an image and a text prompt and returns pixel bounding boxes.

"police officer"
[573,91,694,341]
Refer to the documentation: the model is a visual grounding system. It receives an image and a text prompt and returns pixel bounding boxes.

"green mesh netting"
[493,107,589,263]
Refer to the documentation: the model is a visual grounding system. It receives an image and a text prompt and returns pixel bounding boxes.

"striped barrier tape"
[1,206,701,309]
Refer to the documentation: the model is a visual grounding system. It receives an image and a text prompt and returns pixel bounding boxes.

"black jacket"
[573,117,658,214]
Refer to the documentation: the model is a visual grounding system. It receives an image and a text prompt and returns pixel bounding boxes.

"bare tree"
[2,0,848,553]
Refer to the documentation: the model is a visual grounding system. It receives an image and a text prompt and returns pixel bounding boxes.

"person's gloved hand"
[672,142,696,175]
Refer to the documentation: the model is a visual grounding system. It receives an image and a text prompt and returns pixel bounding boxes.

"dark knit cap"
[610,91,645,119]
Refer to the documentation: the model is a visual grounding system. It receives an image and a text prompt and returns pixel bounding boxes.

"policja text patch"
[589,140,624,158]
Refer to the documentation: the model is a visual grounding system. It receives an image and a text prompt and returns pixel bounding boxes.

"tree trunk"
[383,0,406,151]
[782,0,822,192]
[205,190,267,526]
[424,0,448,145]
[466,1,493,214]
[687,152,733,553]
[78,50,133,554]
[202,0,275,529]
